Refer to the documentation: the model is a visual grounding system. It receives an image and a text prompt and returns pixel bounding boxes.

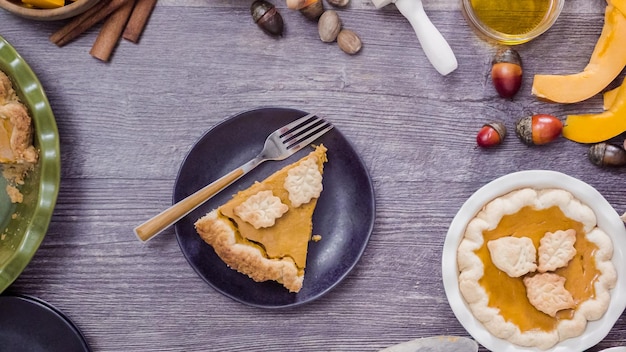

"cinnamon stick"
[49,0,109,45]
[50,0,133,47]
[90,0,137,61]
[122,0,157,43]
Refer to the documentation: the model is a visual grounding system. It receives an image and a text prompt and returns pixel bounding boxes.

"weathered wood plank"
[0,1,624,351]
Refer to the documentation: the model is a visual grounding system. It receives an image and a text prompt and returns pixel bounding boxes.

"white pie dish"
[442,170,626,351]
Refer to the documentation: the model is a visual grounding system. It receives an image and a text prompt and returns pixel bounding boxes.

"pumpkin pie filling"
[0,118,15,162]
[219,170,319,272]
[477,205,600,332]
[0,72,37,165]
[0,71,38,204]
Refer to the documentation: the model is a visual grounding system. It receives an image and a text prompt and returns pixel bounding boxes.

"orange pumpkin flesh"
[531,4,626,103]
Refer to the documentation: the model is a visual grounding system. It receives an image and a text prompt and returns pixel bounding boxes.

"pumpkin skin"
[531,3,626,103]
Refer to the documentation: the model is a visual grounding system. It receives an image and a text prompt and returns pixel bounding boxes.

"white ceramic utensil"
[372,0,457,75]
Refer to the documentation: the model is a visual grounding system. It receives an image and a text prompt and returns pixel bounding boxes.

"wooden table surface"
[1,0,625,351]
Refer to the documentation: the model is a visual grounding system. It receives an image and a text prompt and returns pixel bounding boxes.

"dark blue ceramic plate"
[174,107,375,308]
[0,294,90,352]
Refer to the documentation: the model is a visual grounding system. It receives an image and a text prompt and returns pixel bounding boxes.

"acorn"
[299,0,324,20]
[492,48,523,99]
[515,114,562,145]
[251,0,284,36]
[588,142,626,167]
[477,122,507,148]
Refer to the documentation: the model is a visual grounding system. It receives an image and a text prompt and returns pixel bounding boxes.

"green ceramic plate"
[0,35,60,293]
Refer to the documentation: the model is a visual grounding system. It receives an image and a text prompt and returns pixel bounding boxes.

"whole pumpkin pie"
[195,145,327,293]
[457,188,617,350]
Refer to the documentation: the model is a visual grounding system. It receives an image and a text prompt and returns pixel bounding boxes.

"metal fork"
[135,113,334,242]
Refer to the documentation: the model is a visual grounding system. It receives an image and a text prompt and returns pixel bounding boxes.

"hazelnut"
[327,0,350,7]
[318,10,342,42]
[286,0,306,9]
[337,29,362,55]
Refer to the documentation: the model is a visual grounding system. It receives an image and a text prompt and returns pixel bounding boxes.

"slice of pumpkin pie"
[194,145,327,293]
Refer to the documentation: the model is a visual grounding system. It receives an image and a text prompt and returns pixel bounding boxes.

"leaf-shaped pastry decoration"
[538,229,577,272]
[523,272,575,317]
[487,236,537,277]
[234,190,288,229]
[284,156,323,207]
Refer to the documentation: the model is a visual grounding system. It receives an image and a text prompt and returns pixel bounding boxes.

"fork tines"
[281,114,333,150]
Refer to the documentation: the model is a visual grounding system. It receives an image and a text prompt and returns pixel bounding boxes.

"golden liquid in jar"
[469,0,552,35]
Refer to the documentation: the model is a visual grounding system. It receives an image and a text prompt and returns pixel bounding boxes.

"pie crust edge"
[195,209,303,292]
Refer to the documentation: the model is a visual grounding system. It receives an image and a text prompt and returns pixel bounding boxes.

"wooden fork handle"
[134,167,244,242]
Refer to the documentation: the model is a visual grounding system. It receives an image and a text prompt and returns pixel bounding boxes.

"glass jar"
[461,0,564,45]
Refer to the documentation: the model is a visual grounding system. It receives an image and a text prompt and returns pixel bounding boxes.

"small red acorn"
[477,122,507,148]
[492,48,523,99]
[515,114,562,145]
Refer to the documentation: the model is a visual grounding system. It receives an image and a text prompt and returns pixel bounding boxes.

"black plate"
[0,294,90,352]
[174,107,375,308]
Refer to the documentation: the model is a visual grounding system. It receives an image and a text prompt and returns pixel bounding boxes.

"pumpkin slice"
[603,85,619,109]
[563,76,626,143]
[531,3,626,103]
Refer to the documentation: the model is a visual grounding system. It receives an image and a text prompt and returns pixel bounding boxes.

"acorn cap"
[484,121,507,140]
[492,47,522,67]
[251,0,273,22]
[515,116,533,146]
